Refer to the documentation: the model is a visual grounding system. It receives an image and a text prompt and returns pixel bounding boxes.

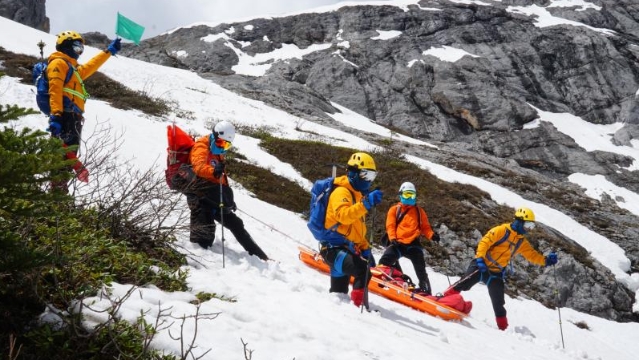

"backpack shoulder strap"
[63,60,75,84]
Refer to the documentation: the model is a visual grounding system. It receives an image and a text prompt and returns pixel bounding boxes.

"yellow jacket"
[47,50,111,116]
[476,223,546,272]
[324,176,370,251]
[190,135,228,185]
[386,203,435,244]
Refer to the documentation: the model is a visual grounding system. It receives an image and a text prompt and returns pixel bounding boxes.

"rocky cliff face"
[0,0,48,32]
[124,0,639,321]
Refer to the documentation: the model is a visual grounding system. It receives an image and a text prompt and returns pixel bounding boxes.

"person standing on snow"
[46,30,121,191]
[186,120,268,261]
[377,182,440,295]
[443,207,558,330]
[318,152,383,308]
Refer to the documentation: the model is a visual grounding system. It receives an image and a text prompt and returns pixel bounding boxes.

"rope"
[236,207,306,247]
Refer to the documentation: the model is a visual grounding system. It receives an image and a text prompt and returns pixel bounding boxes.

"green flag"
[115,12,145,45]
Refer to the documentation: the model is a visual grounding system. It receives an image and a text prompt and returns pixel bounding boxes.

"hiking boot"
[496,316,508,330]
[413,288,431,296]
[190,239,212,249]
[443,288,460,297]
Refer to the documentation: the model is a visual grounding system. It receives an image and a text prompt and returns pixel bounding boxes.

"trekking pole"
[443,269,478,294]
[361,206,376,313]
[552,258,565,349]
[438,240,452,286]
[220,177,226,268]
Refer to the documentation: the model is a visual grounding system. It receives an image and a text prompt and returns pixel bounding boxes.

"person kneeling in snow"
[186,120,268,261]
[444,207,558,330]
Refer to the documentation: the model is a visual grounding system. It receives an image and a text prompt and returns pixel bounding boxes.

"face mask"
[72,40,84,55]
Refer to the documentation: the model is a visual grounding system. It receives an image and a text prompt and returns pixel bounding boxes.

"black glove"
[107,38,121,55]
[48,115,63,136]
[213,161,225,178]
[431,233,440,242]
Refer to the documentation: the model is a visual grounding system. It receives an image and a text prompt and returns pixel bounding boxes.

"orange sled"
[299,246,469,321]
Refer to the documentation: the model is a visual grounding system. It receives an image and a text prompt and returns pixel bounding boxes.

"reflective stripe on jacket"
[476,223,545,272]
[47,50,111,115]
[324,176,370,251]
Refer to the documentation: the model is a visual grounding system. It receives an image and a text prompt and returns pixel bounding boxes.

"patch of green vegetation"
[194,291,237,303]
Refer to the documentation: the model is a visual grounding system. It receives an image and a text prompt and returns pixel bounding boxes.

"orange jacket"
[385,203,435,244]
[47,50,111,116]
[189,135,228,185]
[476,223,546,272]
[324,176,370,251]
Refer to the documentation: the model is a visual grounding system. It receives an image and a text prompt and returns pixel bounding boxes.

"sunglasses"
[400,191,416,199]
[358,169,377,182]
[215,138,232,150]
[72,40,84,55]
[523,221,536,231]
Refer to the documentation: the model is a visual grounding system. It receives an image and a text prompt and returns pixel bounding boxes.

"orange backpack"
[165,124,196,192]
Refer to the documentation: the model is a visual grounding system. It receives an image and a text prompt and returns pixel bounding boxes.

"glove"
[363,189,383,210]
[545,252,558,267]
[476,258,488,273]
[431,233,440,242]
[361,249,376,267]
[47,115,62,136]
[213,161,225,178]
[107,38,121,55]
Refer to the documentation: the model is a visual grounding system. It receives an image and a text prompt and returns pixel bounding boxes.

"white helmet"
[399,182,416,193]
[213,120,236,142]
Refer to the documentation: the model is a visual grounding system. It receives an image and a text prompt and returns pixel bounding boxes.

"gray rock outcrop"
[0,0,48,32]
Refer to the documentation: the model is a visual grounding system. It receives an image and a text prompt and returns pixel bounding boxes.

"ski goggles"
[523,221,536,231]
[72,40,84,55]
[358,169,377,182]
[215,138,232,151]
[400,191,416,199]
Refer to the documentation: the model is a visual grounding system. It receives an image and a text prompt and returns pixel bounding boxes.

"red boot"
[350,288,364,307]
[443,287,460,296]
[496,316,508,330]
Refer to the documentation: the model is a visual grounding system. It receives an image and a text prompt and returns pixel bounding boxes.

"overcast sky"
[46,0,375,40]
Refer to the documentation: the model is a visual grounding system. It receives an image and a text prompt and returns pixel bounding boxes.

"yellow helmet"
[515,207,535,221]
[347,152,376,171]
[56,30,84,46]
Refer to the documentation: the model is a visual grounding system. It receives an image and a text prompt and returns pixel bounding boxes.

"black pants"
[50,112,84,192]
[320,246,370,293]
[379,239,431,293]
[55,111,84,148]
[186,192,268,260]
[452,258,506,317]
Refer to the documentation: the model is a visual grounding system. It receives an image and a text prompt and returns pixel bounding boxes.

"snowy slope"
[2,15,639,360]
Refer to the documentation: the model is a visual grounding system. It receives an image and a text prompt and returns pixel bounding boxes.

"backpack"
[165,124,196,192]
[32,59,75,115]
[307,177,353,246]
